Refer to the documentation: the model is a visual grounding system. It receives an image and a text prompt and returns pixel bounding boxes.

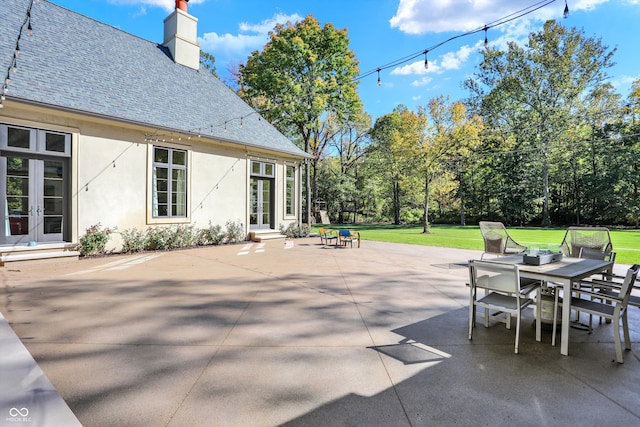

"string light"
[423,51,429,70]
[564,0,569,18]
[359,0,562,85]
[27,12,33,36]
[144,108,278,142]
[2,0,38,109]
[483,26,489,50]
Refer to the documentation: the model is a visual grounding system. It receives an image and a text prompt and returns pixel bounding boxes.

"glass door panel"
[42,159,65,237]
[261,180,271,227]
[5,157,31,240]
[250,178,258,226]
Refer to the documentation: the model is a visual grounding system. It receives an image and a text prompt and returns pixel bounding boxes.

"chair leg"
[514,312,521,354]
[552,287,560,347]
[469,301,475,340]
[614,315,624,364]
[535,288,542,342]
[622,310,631,351]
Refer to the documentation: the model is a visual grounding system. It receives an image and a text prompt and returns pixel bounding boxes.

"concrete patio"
[1,238,639,426]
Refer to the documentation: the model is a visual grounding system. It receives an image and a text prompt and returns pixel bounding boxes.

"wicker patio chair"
[479,221,527,260]
[559,227,613,258]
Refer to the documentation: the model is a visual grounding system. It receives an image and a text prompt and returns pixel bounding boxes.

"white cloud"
[389,0,615,35]
[411,78,431,87]
[109,0,207,12]
[198,13,303,60]
[391,43,477,77]
[412,95,423,101]
[107,0,207,13]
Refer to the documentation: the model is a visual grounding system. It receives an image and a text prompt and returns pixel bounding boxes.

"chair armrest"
[573,288,624,304]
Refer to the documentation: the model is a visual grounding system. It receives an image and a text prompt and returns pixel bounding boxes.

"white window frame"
[284,164,296,218]
[148,144,190,223]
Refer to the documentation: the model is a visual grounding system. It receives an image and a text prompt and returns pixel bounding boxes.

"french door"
[1,125,70,245]
[250,177,273,230]
[249,160,275,230]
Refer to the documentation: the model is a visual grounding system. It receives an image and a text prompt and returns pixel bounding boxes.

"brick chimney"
[163,0,200,70]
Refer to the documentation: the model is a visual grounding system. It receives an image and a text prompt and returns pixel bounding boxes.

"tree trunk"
[393,180,401,225]
[460,188,466,226]
[423,173,431,234]
[542,158,550,226]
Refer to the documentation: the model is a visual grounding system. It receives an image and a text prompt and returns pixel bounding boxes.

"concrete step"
[249,230,286,242]
[0,243,80,266]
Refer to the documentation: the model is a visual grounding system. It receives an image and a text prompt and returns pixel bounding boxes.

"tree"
[416,97,482,233]
[200,51,217,77]
[330,109,372,223]
[370,105,417,224]
[238,15,361,224]
[465,20,616,225]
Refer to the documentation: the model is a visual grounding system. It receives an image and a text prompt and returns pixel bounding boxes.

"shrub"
[171,224,198,249]
[224,219,245,244]
[145,226,173,251]
[279,222,311,238]
[77,223,114,256]
[120,227,146,253]
[401,208,423,224]
[199,222,225,245]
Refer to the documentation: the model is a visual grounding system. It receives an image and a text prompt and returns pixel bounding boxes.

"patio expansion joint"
[329,253,415,427]
[165,297,254,426]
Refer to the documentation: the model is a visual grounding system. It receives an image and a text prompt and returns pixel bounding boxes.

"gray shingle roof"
[0,0,308,158]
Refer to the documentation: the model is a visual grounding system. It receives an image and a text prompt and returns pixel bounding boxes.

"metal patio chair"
[468,259,542,354]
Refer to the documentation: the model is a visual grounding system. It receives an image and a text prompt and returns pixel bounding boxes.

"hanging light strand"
[1,0,38,109]
[143,108,274,143]
[358,0,566,84]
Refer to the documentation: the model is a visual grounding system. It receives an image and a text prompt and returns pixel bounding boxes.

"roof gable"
[0,0,308,158]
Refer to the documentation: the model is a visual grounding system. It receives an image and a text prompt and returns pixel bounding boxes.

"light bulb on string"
[563,0,569,18]
[483,26,489,50]
[27,12,33,36]
[15,41,20,56]
[423,51,429,70]
[376,68,381,87]
[5,74,10,84]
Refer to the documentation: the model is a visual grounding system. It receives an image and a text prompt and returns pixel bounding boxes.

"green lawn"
[317,224,640,265]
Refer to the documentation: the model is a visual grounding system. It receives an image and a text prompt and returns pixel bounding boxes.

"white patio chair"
[468,259,541,354]
[552,264,639,363]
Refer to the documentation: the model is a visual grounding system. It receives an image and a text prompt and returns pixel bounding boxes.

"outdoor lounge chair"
[338,229,360,248]
[479,221,527,259]
[318,228,338,246]
[559,226,613,258]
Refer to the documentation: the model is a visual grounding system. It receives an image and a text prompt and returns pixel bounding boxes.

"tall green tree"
[465,20,616,225]
[417,97,483,233]
[370,105,418,224]
[238,15,361,224]
[329,109,371,223]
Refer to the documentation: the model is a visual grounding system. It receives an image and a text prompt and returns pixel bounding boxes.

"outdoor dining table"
[483,254,613,356]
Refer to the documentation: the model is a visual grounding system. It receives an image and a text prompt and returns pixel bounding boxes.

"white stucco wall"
[1,102,303,252]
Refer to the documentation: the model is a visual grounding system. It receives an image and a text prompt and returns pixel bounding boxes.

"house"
[0,0,309,264]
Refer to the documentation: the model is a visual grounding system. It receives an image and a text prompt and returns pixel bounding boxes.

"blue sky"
[48,0,640,121]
